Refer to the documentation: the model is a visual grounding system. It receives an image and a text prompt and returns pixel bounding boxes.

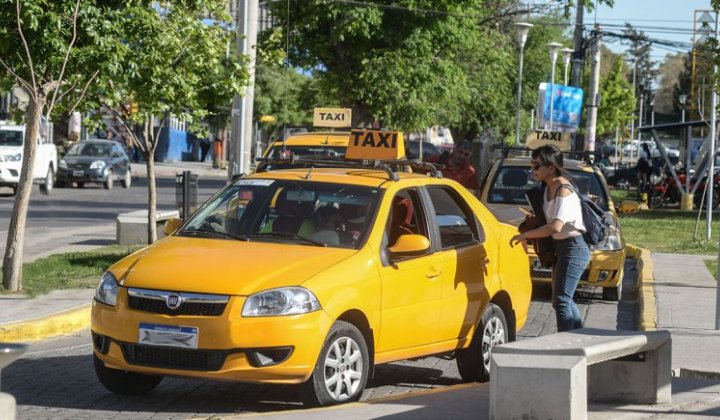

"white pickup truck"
[0,122,56,195]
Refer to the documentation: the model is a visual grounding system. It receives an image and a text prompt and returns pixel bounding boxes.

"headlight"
[95,271,119,306]
[4,153,21,162]
[90,160,105,170]
[59,159,67,169]
[242,287,321,317]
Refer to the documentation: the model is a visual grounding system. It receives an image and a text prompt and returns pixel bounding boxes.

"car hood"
[0,145,22,155]
[116,236,357,296]
[484,203,527,226]
[62,156,108,165]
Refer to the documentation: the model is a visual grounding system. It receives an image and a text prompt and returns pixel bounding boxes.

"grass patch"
[610,188,637,204]
[619,209,720,254]
[1,245,140,297]
[705,259,717,279]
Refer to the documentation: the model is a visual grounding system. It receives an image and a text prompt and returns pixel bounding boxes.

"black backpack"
[555,184,609,246]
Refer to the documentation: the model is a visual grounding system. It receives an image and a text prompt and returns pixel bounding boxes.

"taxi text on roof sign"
[345,129,405,160]
[526,130,571,151]
[313,107,352,128]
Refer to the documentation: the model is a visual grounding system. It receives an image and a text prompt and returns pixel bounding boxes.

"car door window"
[385,188,428,249]
[427,187,482,249]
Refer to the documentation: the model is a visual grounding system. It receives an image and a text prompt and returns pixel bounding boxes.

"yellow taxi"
[91,130,531,407]
[255,131,349,172]
[477,154,630,301]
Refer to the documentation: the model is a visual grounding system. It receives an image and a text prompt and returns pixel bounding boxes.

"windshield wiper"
[249,232,327,247]
[181,229,250,242]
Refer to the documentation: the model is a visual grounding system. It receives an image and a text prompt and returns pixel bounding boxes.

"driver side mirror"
[163,217,182,236]
[617,200,640,214]
[388,234,430,257]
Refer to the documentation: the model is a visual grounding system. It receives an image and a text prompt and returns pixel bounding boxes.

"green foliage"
[254,65,315,128]
[597,59,635,136]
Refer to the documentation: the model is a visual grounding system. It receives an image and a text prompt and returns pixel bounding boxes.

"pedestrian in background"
[636,143,653,191]
[199,138,211,162]
[510,145,590,332]
[427,140,479,191]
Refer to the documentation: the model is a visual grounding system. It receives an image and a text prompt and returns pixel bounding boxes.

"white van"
[0,122,56,195]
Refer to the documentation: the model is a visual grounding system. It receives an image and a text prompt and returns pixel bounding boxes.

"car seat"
[500,168,530,202]
[388,196,414,246]
[264,189,314,236]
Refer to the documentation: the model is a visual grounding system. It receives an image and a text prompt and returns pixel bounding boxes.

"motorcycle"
[650,167,720,210]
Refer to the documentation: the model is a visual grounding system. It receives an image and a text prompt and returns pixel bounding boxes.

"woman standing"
[510,145,590,332]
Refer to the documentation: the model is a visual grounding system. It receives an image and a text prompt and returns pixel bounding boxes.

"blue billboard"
[543,84,584,131]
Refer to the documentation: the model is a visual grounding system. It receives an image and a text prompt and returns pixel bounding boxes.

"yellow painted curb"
[0,304,91,342]
[219,382,482,419]
[626,244,656,331]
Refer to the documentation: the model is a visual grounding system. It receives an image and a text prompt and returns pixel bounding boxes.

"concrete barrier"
[0,343,27,420]
[116,209,180,246]
[490,328,671,420]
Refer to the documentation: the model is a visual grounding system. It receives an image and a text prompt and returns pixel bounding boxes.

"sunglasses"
[530,162,547,170]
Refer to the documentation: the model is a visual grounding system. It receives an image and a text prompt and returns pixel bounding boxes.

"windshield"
[267,145,346,159]
[0,130,23,147]
[488,165,609,211]
[179,179,381,249]
[67,142,111,157]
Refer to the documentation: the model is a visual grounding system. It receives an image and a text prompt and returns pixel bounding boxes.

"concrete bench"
[490,328,672,420]
[116,209,180,246]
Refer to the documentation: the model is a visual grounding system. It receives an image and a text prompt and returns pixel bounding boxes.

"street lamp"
[514,22,533,146]
[547,42,563,131]
[561,47,574,85]
[679,94,688,123]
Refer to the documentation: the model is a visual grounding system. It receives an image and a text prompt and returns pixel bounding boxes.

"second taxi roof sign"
[313,107,352,128]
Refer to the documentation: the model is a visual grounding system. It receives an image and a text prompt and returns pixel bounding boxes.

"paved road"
[3,261,638,419]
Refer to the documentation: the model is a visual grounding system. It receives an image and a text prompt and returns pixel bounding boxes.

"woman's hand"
[510,233,528,253]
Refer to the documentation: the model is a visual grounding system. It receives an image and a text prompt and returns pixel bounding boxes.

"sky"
[591,0,713,60]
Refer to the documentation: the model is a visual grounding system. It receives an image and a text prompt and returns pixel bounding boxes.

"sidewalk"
[2,241,720,417]
[130,160,229,179]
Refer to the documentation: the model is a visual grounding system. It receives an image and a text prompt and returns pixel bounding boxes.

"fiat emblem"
[166,294,183,310]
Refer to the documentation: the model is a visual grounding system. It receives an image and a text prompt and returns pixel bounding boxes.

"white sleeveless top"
[542,185,586,240]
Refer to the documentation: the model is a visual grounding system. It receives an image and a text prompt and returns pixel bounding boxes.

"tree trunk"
[144,114,157,244]
[3,94,46,292]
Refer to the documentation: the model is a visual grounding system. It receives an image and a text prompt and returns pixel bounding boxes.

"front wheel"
[456,303,508,382]
[103,170,114,190]
[93,353,162,395]
[299,321,369,407]
[121,168,131,188]
[39,166,54,195]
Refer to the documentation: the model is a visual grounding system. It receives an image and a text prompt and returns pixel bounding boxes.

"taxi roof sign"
[313,107,352,128]
[525,130,571,151]
[345,129,405,160]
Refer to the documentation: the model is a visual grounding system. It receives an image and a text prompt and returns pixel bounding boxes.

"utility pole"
[585,27,601,157]
[570,0,584,87]
[228,0,259,181]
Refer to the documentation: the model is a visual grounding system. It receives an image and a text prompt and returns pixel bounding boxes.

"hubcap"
[323,336,363,401]
[482,316,506,372]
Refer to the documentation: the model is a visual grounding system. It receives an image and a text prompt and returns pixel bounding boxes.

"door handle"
[426,267,442,278]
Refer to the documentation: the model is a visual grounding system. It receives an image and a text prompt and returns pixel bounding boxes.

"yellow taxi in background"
[255,131,349,172]
[91,130,531,407]
[477,154,628,301]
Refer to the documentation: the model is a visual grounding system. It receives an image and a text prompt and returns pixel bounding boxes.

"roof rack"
[491,145,596,164]
[254,156,443,182]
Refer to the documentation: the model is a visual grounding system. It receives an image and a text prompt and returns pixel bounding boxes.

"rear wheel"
[121,168,131,188]
[39,166,54,195]
[299,321,369,407]
[103,170,113,190]
[76,182,85,188]
[93,353,162,395]
[456,303,508,382]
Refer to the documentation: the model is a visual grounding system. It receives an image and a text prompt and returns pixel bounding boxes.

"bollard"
[680,193,694,210]
[0,343,28,420]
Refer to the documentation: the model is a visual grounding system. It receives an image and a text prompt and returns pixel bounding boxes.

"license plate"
[532,259,552,273]
[73,170,84,177]
[138,323,198,349]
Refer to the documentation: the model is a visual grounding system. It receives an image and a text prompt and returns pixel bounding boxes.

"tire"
[456,303,508,383]
[103,170,113,190]
[77,182,85,188]
[93,353,162,395]
[299,321,369,407]
[10,185,17,196]
[602,282,622,301]
[694,188,720,210]
[39,166,54,195]
[648,191,666,209]
[121,168,131,188]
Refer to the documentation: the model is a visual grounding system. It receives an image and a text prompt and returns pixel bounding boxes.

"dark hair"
[531,145,568,176]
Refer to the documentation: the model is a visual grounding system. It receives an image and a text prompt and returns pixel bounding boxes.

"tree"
[622,24,657,107]
[597,59,635,137]
[655,52,685,115]
[0,0,123,292]
[98,1,248,244]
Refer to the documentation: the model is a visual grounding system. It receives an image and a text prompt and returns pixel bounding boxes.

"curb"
[0,304,90,342]
[626,244,656,331]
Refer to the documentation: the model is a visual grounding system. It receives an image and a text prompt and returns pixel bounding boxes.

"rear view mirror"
[163,218,183,236]
[388,234,430,257]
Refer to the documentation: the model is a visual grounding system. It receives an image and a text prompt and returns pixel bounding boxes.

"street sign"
[526,130,572,151]
[313,107,352,128]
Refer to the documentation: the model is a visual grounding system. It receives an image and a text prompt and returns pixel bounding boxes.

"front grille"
[532,269,589,280]
[92,332,110,354]
[120,343,229,371]
[128,296,226,316]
